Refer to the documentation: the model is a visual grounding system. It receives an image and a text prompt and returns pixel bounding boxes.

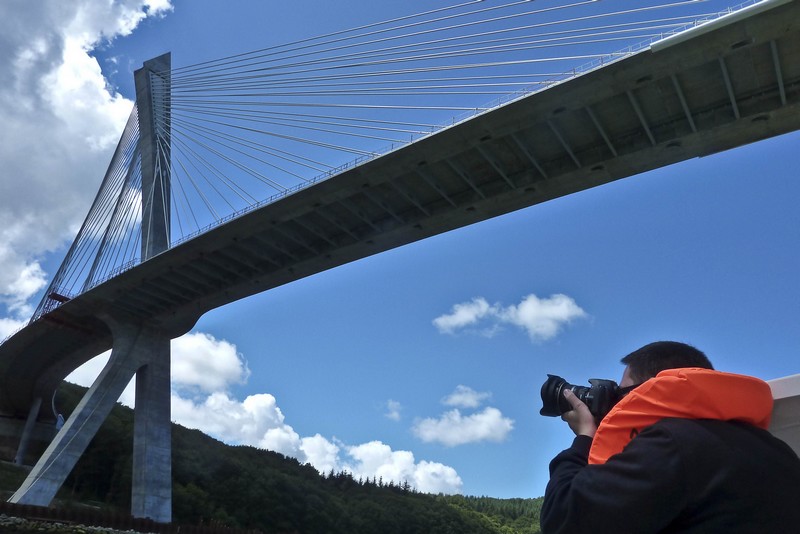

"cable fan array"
[34,108,143,319]
[32,0,750,322]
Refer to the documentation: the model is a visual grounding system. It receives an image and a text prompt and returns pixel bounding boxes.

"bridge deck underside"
[2,1,800,419]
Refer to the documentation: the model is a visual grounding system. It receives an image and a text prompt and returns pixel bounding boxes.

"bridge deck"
[2,0,799,418]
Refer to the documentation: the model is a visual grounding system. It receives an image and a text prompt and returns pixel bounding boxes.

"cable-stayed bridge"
[1,0,798,522]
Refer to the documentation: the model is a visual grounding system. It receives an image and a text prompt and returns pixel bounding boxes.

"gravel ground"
[0,514,151,534]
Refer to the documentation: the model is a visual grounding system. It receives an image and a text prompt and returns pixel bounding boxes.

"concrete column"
[131,336,172,522]
[130,53,174,523]
[9,53,175,522]
[13,397,42,465]
[135,52,171,261]
[9,321,172,523]
[9,323,145,506]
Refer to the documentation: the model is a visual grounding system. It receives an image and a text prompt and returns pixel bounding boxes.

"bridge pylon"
[8,54,174,523]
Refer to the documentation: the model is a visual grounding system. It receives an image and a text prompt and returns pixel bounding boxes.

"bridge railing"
[167,0,760,256]
[5,0,763,340]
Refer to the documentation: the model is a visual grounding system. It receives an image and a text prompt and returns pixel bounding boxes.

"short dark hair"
[621,341,713,383]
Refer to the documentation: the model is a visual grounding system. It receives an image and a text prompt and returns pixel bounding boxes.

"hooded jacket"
[588,367,773,464]
[541,368,800,534]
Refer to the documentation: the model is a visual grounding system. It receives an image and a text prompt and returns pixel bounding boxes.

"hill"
[1,382,542,533]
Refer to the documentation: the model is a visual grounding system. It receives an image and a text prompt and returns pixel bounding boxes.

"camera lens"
[540,375,623,421]
[540,374,573,416]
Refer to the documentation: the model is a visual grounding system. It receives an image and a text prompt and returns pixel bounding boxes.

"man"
[541,341,800,533]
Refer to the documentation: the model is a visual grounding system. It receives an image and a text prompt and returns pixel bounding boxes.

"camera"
[539,374,624,422]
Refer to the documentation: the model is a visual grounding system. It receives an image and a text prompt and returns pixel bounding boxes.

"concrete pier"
[9,322,169,516]
[131,333,172,521]
[8,53,175,523]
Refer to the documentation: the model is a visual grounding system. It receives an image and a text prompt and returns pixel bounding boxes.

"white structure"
[769,374,800,456]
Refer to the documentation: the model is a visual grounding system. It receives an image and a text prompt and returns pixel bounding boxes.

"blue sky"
[0,0,798,499]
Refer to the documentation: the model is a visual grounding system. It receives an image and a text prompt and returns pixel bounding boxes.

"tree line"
[13,382,543,533]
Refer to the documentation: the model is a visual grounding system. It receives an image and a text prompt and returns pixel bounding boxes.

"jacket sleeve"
[540,424,688,534]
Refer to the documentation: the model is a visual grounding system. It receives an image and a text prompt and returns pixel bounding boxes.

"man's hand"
[561,389,597,438]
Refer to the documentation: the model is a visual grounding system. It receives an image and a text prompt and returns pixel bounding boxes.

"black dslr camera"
[539,374,626,422]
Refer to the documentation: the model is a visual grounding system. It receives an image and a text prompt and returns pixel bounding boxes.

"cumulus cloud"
[413,460,464,494]
[0,0,172,322]
[0,261,47,318]
[442,385,491,409]
[169,388,461,493]
[65,330,463,494]
[171,332,250,394]
[299,434,341,475]
[0,317,27,341]
[64,330,248,408]
[344,441,462,494]
[170,388,298,455]
[499,293,588,341]
[413,407,514,447]
[432,297,493,334]
[433,293,587,341]
[412,384,513,447]
[385,399,402,421]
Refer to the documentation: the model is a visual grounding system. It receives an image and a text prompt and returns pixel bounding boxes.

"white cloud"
[171,332,250,393]
[0,0,172,322]
[65,328,249,409]
[413,461,464,495]
[65,330,463,494]
[433,293,587,342]
[300,434,341,475]
[0,242,49,321]
[344,441,462,494]
[1,260,47,317]
[442,385,490,409]
[260,425,304,457]
[171,390,462,493]
[63,351,137,408]
[0,317,28,341]
[500,293,588,341]
[172,391,290,446]
[346,441,415,482]
[385,399,402,421]
[413,407,514,447]
[432,297,493,334]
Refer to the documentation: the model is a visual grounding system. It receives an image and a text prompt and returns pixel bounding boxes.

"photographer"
[540,341,800,533]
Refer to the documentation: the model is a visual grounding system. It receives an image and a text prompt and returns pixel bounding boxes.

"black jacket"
[541,418,800,533]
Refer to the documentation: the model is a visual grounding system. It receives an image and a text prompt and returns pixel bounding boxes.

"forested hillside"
[2,382,542,533]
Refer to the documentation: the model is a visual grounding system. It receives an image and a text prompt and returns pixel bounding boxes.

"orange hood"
[588,368,773,465]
